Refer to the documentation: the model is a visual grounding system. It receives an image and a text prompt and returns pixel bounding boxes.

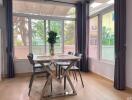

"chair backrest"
[74,53,82,68]
[27,53,35,65]
[74,52,82,61]
[68,51,73,55]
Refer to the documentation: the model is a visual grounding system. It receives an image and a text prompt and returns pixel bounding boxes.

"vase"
[50,44,54,56]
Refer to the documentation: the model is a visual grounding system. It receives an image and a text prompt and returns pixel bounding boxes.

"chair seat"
[34,63,50,68]
[56,62,71,66]
[34,64,42,68]
[61,66,79,70]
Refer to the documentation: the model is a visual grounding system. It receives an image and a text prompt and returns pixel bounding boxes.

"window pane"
[89,16,98,59]
[13,16,29,59]
[31,19,46,55]
[101,11,114,61]
[49,20,63,53]
[64,20,75,53]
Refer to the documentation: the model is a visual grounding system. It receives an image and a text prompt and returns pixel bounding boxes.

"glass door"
[49,20,63,53]
[31,19,46,55]
[31,19,64,55]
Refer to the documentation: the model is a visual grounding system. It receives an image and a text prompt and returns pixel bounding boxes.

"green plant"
[48,31,57,44]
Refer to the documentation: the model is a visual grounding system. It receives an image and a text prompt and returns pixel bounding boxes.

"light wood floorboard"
[0,73,132,100]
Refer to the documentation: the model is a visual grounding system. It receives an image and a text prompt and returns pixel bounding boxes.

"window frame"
[13,13,76,60]
[89,5,115,64]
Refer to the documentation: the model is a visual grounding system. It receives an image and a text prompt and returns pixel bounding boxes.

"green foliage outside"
[102,26,114,46]
[64,21,75,45]
[50,21,62,45]
[32,20,45,45]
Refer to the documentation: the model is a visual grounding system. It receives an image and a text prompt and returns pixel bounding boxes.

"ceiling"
[93,0,109,3]
[13,0,110,4]
[13,0,113,17]
[44,0,83,3]
[90,0,114,15]
[42,0,109,3]
[13,0,75,17]
[13,0,84,4]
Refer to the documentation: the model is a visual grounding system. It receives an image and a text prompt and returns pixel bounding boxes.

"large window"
[89,10,114,62]
[89,16,98,59]
[101,11,114,61]
[14,17,76,59]
[13,17,76,59]
[13,1,76,59]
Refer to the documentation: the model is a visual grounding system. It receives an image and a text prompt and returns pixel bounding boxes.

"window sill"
[99,59,115,66]
[14,59,28,62]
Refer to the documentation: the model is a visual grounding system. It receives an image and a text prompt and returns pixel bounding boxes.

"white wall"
[89,59,114,80]
[126,0,132,88]
[14,60,32,73]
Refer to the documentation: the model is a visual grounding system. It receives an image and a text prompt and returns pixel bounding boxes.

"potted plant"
[47,31,57,56]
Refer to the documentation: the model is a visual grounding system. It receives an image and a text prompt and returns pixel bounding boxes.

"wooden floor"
[0,73,132,100]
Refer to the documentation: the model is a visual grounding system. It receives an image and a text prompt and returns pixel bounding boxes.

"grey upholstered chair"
[27,53,49,96]
[61,53,84,88]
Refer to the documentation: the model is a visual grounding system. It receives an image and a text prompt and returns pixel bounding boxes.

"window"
[89,16,98,59]
[101,11,114,61]
[13,16,29,59]
[64,20,75,53]
[89,10,114,62]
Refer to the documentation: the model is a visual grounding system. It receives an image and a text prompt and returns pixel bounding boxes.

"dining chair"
[27,53,49,96]
[56,52,73,78]
[61,53,84,88]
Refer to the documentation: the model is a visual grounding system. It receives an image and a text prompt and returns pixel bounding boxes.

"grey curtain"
[114,0,126,90]
[6,0,15,78]
[76,1,89,72]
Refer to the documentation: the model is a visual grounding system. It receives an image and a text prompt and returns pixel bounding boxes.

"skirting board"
[91,71,132,92]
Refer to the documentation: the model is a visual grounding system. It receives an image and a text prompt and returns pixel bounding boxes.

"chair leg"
[64,75,67,90]
[51,78,53,93]
[28,74,34,96]
[72,71,76,80]
[74,71,78,81]
[59,65,61,79]
[56,66,58,77]
[78,70,84,88]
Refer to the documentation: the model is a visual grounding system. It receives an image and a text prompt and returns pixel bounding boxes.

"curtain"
[114,0,126,90]
[6,0,15,78]
[76,1,89,72]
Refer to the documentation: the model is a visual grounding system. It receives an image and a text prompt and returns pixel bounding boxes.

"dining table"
[33,54,81,99]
